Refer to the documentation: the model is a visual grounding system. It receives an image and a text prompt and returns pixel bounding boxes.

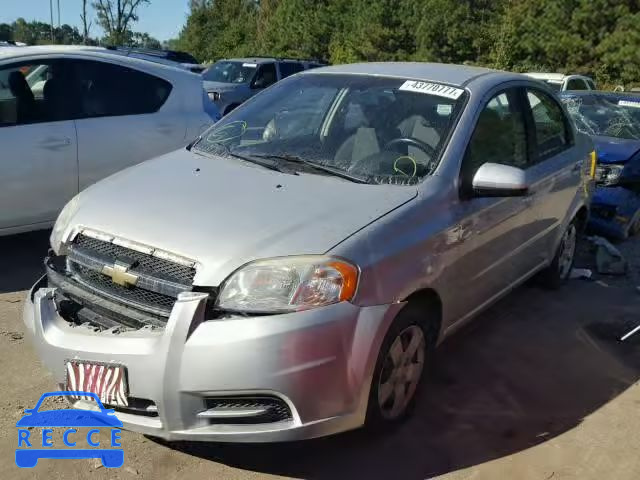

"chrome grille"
[74,234,196,284]
[70,264,177,316]
[64,233,196,321]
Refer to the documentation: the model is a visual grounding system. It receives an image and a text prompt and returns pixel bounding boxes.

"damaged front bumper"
[23,268,400,442]
[588,186,640,240]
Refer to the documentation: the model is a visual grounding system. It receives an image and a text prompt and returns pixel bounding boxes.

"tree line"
[0,0,161,49]
[174,0,640,88]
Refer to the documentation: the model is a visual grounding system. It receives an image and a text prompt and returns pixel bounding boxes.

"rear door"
[0,59,78,231]
[521,87,583,256]
[69,59,187,190]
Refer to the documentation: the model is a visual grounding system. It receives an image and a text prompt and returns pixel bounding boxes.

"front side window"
[566,78,588,90]
[461,90,527,187]
[0,60,73,126]
[252,63,277,89]
[202,61,257,84]
[279,62,304,79]
[193,75,467,185]
[70,60,172,118]
[526,90,569,160]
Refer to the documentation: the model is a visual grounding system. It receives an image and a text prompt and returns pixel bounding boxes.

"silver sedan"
[24,62,594,442]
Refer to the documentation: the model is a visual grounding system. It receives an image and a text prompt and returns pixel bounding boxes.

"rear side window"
[526,89,570,161]
[279,62,304,79]
[566,78,588,90]
[70,60,172,118]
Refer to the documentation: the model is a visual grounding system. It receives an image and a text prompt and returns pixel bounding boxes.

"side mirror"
[472,162,528,197]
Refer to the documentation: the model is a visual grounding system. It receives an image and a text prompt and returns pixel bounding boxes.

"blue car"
[560,91,640,239]
[15,392,123,468]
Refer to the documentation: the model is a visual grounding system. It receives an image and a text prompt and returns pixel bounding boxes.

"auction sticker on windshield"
[399,80,464,100]
[619,100,640,109]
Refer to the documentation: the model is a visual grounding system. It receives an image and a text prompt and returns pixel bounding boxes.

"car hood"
[202,80,248,92]
[68,149,417,286]
[593,135,640,164]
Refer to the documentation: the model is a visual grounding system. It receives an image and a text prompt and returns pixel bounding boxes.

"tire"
[365,302,436,431]
[538,219,579,289]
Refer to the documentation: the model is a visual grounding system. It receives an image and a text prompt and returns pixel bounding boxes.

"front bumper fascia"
[24,279,401,442]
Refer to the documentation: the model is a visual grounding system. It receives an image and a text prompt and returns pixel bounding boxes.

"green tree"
[93,0,150,45]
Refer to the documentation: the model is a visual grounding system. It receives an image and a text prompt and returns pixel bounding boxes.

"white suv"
[0,45,221,237]
[525,73,596,92]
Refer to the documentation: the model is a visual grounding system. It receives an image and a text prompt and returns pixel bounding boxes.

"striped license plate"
[65,361,129,407]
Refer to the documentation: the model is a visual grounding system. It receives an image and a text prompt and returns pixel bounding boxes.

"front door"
[443,88,537,326]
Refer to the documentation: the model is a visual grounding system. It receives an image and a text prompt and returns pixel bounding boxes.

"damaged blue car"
[560,91,640,239]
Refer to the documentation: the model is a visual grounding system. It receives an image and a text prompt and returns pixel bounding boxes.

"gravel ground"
[0,230,639,480]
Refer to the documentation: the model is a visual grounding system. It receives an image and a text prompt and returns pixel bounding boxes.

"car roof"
[0,44,198,76]
[526,72,593,82]
[300,62,523,87]
[220,57,323,65]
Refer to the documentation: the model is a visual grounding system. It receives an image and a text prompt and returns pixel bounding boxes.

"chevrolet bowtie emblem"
[102,260,139,288]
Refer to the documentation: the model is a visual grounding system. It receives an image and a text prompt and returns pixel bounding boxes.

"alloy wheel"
[377,325,426,420]
[558,224,577,279]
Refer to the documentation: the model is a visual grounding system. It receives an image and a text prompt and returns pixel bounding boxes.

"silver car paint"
[25,63,593,442]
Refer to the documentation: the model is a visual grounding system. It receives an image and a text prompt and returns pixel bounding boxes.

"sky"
[0,0,190,41]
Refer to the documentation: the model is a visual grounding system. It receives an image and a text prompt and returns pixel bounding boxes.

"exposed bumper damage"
[589,186,640,240]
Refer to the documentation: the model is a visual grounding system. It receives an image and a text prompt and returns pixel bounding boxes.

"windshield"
[193,74,466,184]
[202,61,257,84]
[561,94,640,140]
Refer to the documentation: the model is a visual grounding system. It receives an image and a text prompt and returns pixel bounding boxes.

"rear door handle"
[156,123,175,134]
[37,136,72,150]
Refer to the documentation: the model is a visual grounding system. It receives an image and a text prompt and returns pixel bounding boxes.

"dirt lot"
[1,231,639,480]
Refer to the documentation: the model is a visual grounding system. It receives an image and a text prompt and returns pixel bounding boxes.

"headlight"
[594,164,624,186]
[207,91,221,102]
[50,195,82,254]
[216,256,359,313]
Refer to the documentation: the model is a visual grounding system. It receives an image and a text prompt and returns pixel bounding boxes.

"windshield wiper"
[194,142,292,174]
[251,154,370,184]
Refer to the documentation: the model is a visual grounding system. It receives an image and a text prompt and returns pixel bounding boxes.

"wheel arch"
[400,288,443,344]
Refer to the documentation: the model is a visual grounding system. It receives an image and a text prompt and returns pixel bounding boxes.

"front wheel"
[538,219,578,289]
[366,305,434,429]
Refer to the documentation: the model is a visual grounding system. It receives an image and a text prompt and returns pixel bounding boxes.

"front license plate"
[65,361,129,407]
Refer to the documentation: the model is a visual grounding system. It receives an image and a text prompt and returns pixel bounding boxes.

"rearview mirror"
[472,162,528,197]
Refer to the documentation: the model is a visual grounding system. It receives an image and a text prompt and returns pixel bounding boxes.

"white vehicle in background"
[525,73,597,92]
[0,45,221,237]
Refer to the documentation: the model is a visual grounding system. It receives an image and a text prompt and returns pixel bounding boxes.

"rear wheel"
[538,219,578,289]
[366,304,435,429]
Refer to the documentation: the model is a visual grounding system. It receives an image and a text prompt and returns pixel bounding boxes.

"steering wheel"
[384,137,437,159]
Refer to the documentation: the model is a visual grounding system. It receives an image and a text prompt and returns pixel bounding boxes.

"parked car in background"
[26,63,593,443]
[104,46,206,73]
[560,91,640,239]
[0,45,220,237]
[526,73,596,92]
[202,56,326,115]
